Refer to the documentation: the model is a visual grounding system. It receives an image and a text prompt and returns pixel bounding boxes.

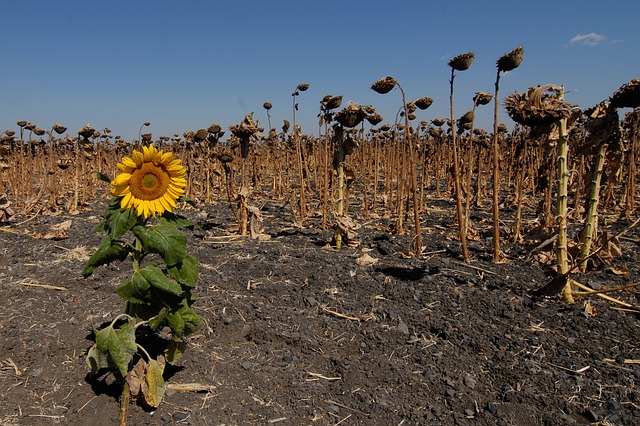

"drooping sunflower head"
[111,144,187,218]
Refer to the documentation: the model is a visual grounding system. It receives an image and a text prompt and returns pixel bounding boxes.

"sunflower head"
[497,46,524,72]
[448,52,475,71]
[111,144,187,218]
[371,76,398,94]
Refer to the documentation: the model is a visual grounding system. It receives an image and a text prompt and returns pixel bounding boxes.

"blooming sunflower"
[111,145,187,218]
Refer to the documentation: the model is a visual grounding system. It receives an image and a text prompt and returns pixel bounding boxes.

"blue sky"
[2,0,638,141]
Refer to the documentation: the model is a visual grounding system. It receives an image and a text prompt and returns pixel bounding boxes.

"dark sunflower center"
[130,162,170,200]
[142,173,158,188]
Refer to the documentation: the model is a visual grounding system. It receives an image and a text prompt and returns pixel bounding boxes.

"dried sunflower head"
[448,52,475,71]
[413,97,434,110]
[504,85,572,128]
[263,102,272,110]
[78,124,94,139]
[371,76,397,94]
[610,78,640,109]
[194,129,208,141]
[230,113,259,139]
[16,120,27,128]
[208,124,222,134]
[326,95,343,110]
[366,113,384,126]
[335,103,368,128]
[52,123,67,134]
[581,102,620,153]
[497,46,524,72]
[296,83,310,92]
[432,118,446,127]
[458,110,474,125]
[473,92,493,106]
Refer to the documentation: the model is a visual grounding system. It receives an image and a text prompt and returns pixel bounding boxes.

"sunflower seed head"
[473,92,493,106]
[448,52,475,71]
[497,46,524,72]
[371,76,397,94]
[610,78,640,109]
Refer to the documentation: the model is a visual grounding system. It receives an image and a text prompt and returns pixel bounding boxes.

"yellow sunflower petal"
[111,173,132,186]
[159,195,174,211]
[132,150,143,166]
[111,185,130,197]
[159,152,174,165]
[118,157,137,172]
[142,145,156,162]
[154,199,165,215]
[121,192,134,209]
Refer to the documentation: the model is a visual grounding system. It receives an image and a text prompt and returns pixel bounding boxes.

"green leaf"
[165,339,187,365]
[177,194,196,207]
[147,307,168,330]
[94,318,137,377]
[167,254,199,288]
[159,213,193,230]
[86,343,110,373]
[97,172,112,183]
[116,271,152,304]
[133,224,186,266]
[92,219,108,234]
[107,207,138,239]
[82,236,129,277]
[167,304,202,338]
[139,265,183,297]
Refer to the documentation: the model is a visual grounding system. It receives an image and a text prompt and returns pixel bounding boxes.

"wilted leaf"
[583,300,597,317]
[595,230,622,262]
[127,357,147,396]
[608,265,629,275]
[86,343,110,374]
[94,318,137,377]
[50,219,73,231]
[356,253,378,266]
[165,339,187,365]
[127,357,166,408]
[143,359,165,408]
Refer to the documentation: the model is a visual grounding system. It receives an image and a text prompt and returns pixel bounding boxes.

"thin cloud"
[570,33,606,46]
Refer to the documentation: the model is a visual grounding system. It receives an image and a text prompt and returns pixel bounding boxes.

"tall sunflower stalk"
[448,52,475,261]
[371,76,427,256]
[491,46,524,263]
[504,84,575,302]
[83,145,202,425]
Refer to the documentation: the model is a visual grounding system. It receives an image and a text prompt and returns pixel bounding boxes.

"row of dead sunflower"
[1,79,638,277]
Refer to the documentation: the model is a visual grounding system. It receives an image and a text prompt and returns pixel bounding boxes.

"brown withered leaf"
[595,230,622,262]
[583,300,597,317]
[356,253,379,267]
[607,265,629,276]
[127,356,166,408]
